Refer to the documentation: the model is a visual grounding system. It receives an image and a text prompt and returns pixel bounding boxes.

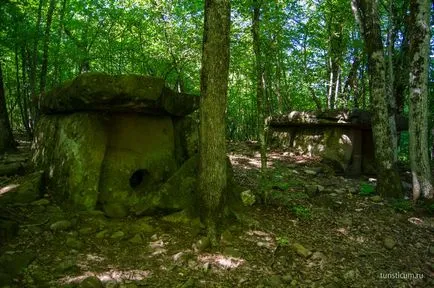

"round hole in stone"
[129,169,150,189]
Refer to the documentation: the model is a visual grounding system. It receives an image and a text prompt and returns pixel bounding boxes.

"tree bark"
[0,60,16,154]
[352,0,402,198]
[408,0,433,200]
[40,0,56,94]
[386,0,398,162]
[198,0,230,244]
[252,0,267,174]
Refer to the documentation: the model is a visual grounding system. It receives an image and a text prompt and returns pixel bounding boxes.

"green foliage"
[398,131,409,163]
[426,203,434,215]
[390,199,413,213]
[0,0,432,141]
[276,236,290,247]
[291,205,311,220]
[359,183,375,196]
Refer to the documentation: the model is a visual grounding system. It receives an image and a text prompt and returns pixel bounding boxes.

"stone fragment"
[383,237,396,250]
[50,220,72,232]
[291,243,311,258]
[79,276,103,288]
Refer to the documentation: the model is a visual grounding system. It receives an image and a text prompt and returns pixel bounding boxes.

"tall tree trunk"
[408,0,433,200]
[40,0,56,94]
[21,46,32,136]
[198,0,230,244]
[54,0,68,85]
[252,0,267,174]
[0,61,16,154]
[352,0,402,198]
[386,0,398,162]
[30,0,45,102]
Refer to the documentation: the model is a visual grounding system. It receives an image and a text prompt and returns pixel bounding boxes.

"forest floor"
[0,140,433,288]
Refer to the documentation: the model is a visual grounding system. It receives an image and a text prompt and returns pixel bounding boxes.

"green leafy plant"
[291,205,311,219]
[391,199,414,213]
[359,183,375,196]
[276,236,290,246]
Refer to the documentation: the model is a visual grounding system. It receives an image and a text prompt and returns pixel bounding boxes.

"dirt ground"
[0,141,433,288]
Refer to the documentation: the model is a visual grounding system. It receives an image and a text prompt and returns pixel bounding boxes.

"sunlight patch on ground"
[243,230,277,250]
[198,254,245,269]
[0,184,19,195]
[229,154,263,169]
[60,269,151,285]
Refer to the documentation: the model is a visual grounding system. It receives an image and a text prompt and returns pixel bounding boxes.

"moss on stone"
[33,113,107,210]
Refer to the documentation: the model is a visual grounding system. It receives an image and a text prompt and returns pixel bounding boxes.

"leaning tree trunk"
[252,0,267,175]
[408,0,433,200]
[0,61,16,154]
[198,0,230,244]
[352,0,402,198]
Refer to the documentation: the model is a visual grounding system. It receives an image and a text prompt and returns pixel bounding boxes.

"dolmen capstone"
[267,110,408,176]
[32,72,202,218]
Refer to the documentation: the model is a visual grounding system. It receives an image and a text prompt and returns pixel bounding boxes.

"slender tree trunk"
[54,0,68,85]
[352,0,402,198]
[21,46,32,136]
[408,0,433,200]
[386,0,399,162]
[40,0,57,94]
[0,60,16,154]
[252,0,267,174]
[198,0,230,244]
[30,0,45,101]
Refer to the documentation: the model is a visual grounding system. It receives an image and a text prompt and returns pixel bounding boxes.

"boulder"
[39,73,199,116]
[0,171,44,205]
[33,113,107,210]
[98,114,177,217]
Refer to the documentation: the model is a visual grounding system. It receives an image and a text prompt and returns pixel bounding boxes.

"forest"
[0,0,434,287]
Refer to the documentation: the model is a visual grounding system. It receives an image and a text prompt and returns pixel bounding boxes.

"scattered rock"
[371,195,382,203]
[291,243,311,258]
[195,237,210,252]
[66,237,82,249]
[129,218,154,235]
[311,251,326,261]
[383,237,396,250]
[79,276,103,288]
[316,185,325,193]
[0,172,44,204]
[56,258,78,273]
[338,217,352,227]
[303,169,318,176]
[282,273,293,283]
[50,220,72,232]
[110,231,125,239]
[79,227,94,235]
[220,229,233,246]
[96,230,109,239]
[334,188,346,194]
[223,247,242,258]
[129,234,144,244]
[202,262,211,272]
[241,189,256,206]
[31,198,50,206]
[343,269,358,281]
